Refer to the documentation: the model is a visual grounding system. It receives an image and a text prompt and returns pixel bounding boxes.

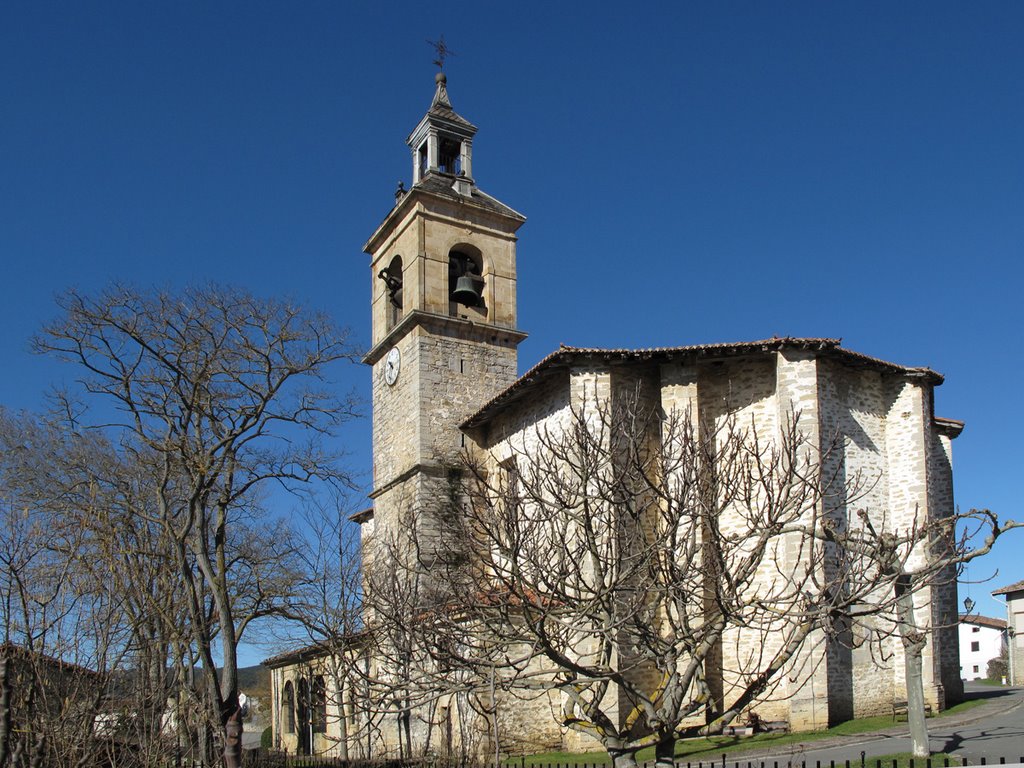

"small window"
[973,665,979,673]
[972,626,980,633]
[971,641,980,652]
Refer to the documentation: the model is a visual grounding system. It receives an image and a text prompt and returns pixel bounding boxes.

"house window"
[972,626,980,633]
[971,641,980,652]
[973,665,979,673]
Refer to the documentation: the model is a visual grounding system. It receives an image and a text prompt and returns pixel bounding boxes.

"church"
[266,71,964,759]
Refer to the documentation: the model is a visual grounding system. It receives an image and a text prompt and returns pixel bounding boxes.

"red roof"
[959,614,1007,630]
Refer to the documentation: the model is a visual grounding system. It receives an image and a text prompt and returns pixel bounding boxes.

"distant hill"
[238,664,271,700]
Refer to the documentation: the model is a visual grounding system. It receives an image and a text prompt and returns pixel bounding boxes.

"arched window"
[297,678,311,754]
[282,681,295,734]
[448,246,484,317]
[311,675,327,733]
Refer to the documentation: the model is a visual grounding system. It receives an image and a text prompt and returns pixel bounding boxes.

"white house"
[958,614,1006,681]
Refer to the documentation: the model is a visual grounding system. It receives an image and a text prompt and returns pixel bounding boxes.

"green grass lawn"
[508,699,986,767]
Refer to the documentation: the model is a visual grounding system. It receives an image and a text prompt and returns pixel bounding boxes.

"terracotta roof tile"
[959,614,1008,630]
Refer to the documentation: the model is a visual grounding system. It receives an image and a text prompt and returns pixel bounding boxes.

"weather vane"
[427,36,456,70]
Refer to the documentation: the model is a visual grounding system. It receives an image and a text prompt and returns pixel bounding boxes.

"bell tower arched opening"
[379,255,403,331]
[448,245,485,319]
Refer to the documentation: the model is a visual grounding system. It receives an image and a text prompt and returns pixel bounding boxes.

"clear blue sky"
[2,2,1022,641]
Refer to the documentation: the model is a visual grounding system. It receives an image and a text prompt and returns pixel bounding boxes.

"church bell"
[452,274,482,306]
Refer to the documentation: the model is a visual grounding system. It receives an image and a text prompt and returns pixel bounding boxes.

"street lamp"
[964,596,976,614]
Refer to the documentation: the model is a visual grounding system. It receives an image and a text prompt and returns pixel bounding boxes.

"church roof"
[462,337,944,430]
[262,632,368,668]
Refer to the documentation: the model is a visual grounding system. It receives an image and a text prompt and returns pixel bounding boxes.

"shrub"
[986,651,1008,681]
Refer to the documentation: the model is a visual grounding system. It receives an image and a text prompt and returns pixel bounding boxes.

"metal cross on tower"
[427,35,456,70]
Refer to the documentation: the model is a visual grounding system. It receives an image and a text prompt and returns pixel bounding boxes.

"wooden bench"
[892,700,933,721]
[723,720,788,736]
[723,725,754,737]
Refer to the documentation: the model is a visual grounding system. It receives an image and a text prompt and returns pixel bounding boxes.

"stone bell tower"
[360,71,527,558]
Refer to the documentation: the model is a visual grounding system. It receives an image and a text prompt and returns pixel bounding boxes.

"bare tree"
[365,392,846,768]
[279,499,371,759]
[365,508,497,764]
[32,284,360,768]
[0,410,137,768]
[821,507,1020,758]
[373,388,1018,768]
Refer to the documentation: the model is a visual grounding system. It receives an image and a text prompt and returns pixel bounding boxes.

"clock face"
[384,346,401,386]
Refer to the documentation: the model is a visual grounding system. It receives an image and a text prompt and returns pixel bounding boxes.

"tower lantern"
[407,72,477,196]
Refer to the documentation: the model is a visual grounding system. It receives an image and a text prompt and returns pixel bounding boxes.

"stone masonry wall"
[610,364,666,730]
[883,381,945,710]
[403,349,961,755]
[816,358,898,719]
[370,324,519,566]
[774,350,831,731]
[699,356,799,726]
[417,325,519,466]
[470,372,579,754]
[927,421,963,703]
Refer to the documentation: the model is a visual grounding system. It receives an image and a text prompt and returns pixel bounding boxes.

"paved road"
[702,684,1024,767]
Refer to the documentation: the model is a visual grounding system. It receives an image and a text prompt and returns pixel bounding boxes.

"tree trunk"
[895,574,930,759]
[28,732,45,768]
[337,690,349,761]
[222,697,244,768]
[608,748,641,768]
[0,652,11,768]
[655,738,676,768]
